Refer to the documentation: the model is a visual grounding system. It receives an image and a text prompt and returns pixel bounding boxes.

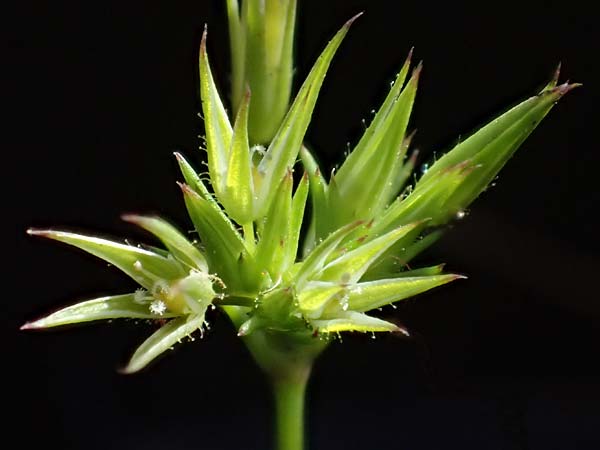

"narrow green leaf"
[333,62,419,224]
[363,229,443,280]
[419,83,579,187]
[374,161,476,233]
[285,172,309,270]
[312,311,399,333]
[27,229,184,289]
[347,274,464,313]
[121,314,205,374]
[294,220,364,289]
[446,84,580,210]
[21,293,178,329]
[122,215,208,272]
[222,89,255,224]
[253,14,360,217]
[199,28,233,198]
[317,222,420,283]
[335,49,413,187]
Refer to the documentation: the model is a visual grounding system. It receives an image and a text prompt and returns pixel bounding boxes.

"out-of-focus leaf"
[346,274,464,313]
[122,215,208,272]
[312,311,399,333]
[21,293,177,329]
[27,229,184,289]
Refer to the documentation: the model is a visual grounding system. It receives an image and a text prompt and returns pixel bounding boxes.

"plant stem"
[273,374,308,450]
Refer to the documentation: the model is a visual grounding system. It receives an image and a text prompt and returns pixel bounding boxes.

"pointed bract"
[122,314,206,374]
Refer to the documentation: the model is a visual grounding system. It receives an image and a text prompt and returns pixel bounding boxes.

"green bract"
[24,11,577,381]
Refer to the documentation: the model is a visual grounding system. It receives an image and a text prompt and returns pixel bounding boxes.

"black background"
[7,1,600,449]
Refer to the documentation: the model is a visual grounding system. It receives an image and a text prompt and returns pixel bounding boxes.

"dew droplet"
[456,210,466,220]
[420,163,429,175]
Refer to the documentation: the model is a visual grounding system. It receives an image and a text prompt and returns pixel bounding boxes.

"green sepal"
[122,215,208,272]
[332,61,420,226]
[346,273,464,313]
[255,171,293,279]
[179,183,246,284]
[174,152,215,203]
[222,88,255,224]
[121,314,205,374]
[317,222,421,284]
[199,28,233,201]
[27,229,185,290]
[20,293,178,329]
[312,311,399,334]
[299,146,331,255]
[286,172,309,271]
[253,14,359,218]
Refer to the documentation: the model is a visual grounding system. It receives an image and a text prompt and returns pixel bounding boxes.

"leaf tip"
[27,228,50,237]
[20,321,39,331]
[344,12,364,29]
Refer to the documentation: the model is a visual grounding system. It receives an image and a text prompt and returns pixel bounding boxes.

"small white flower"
[149,300,167,316]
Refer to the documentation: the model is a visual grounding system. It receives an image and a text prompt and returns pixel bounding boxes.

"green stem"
[273,374,308,450]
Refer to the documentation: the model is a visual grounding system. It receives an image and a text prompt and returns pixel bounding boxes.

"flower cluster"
[24,10,577,374]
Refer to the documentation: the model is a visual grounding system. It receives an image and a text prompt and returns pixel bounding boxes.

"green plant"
[23,2,578,449]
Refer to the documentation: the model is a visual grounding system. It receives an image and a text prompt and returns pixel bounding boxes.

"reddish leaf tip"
[27,228,51,237]
[200,24,208,54]
[20,321,39,330]
[344,11,364,28]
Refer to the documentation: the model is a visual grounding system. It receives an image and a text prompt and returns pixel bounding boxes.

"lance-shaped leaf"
[179,183,246,282]
[374,161,476,235]
[199,28,233,200]
[122,215,208,272]
[21,293,178,330]
[312,311,400,333]
[318,222,421,284]
[27,229,185,289]
[294,220,364,289]
[345,273,464,313]
[418,81,580,208]
[255,172,293,279]
[174,152,216,203]
[363,229,444,280]
[253,14,360,218]
[331,61,420,226]
[222,89,255,224]
[122,314,206,374]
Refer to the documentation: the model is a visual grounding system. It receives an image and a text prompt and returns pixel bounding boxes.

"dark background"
[7,1,599,449]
